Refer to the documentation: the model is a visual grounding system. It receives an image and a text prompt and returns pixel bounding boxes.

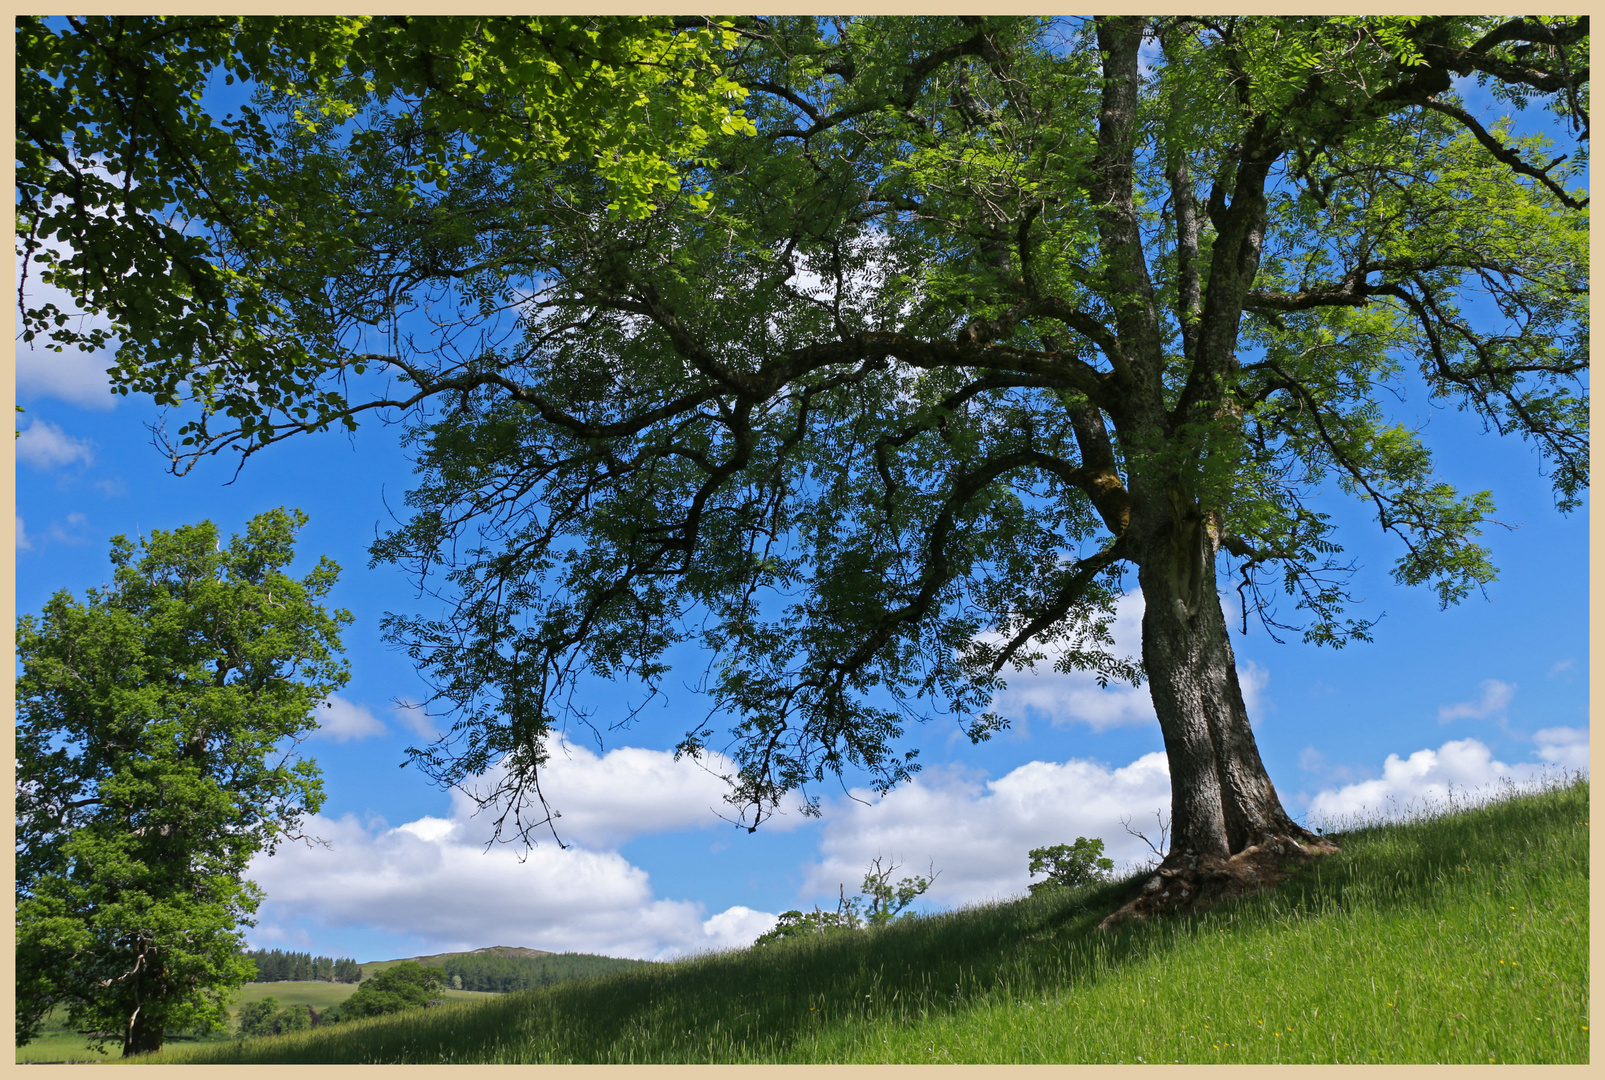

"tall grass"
[145,775,1588,1065]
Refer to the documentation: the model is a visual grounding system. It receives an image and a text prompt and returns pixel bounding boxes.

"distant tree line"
[439,952,646,993]
[244,949,362,984]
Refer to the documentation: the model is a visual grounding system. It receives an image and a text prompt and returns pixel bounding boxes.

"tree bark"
[123,1006,163,1057]
[1134,486,1317,862]
[121,951,165,1057]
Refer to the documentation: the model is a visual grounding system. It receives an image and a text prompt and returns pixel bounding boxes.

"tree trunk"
[1135,487,1317,862]
[123,1006,163,1057]
[1095,484,1332,928]
[121,950,165,1057]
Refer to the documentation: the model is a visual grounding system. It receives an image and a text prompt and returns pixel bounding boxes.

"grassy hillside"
[138,775,1588,1065]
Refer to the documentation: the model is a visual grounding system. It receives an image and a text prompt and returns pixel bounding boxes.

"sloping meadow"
[152,776,1588,1064]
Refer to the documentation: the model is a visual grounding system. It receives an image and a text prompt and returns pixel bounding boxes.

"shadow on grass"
[153,776,1587,1064]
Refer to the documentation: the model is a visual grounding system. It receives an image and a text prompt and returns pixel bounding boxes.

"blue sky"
[14,37,1589,965]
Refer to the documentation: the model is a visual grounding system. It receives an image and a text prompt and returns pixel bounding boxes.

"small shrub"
[333,962,445,1021]
[755,857,940,945]
[235,998,314,1039]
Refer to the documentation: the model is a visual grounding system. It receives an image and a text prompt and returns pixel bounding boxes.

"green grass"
[16,1029,120,1064]
[16,981,496,1063]
[127,776,1591,1063]
[225,979,496,1012]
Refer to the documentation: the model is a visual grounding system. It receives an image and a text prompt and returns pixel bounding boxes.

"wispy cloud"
[1532,726,1589,770]
[314,696,389,743]
[14,511,90,551]
[1296,746,1363,785]
[390,698,440,740]
[1437,678,1516,723]
[16,419,95,469]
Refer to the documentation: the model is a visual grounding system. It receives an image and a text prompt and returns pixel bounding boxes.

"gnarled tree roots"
[1098,834,1339,930]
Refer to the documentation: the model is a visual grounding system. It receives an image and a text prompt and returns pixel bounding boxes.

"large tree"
[14,510,350,1056]
[17,17,1587,899]
[16,13,753,423]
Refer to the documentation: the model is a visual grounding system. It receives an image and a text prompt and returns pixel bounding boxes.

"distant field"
[16,982,497,1063]
[16,1030,118,1065]
[17,946,625,1063]
[231,979,496,1011]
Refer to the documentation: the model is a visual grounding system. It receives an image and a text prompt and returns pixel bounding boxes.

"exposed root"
[1098,834,1339,930]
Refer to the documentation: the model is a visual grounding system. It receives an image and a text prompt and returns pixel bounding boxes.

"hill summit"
[398,945,555,964]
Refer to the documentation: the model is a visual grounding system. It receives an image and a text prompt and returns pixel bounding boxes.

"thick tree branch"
[987,539,1133,673]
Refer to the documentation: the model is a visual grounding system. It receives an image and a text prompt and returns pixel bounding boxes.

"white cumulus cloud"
[1307,732,1586,827]
[480,736,803,850]
[246,739,787,959]
[699,906,781,951]
[249,811,766,961]
[991,590,1151,730]
[1437,678,1516,722]
[17,239,120,410]
[805,752,1173,909]
[314,696,388,743]
[15,346,120,411]
[16,419,95,469]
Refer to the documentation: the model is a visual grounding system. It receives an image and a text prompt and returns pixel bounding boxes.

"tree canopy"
[14,509,349,1055]
[1027,838,1115,894]
[333,961,445,1021]
[17,14,752,434]
[16,17,1587,876]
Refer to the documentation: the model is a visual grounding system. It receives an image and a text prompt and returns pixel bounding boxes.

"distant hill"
[394,945,554,965]
[362,947,653,993]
